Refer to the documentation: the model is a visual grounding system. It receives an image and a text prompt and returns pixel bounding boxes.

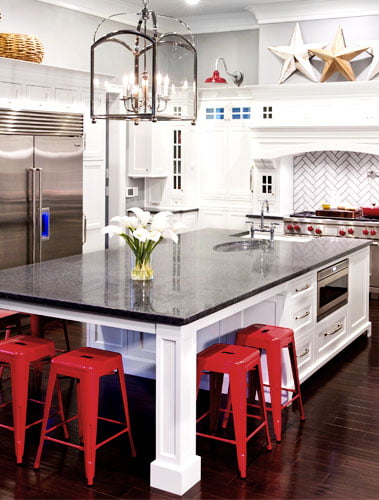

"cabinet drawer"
[289,301,313,331]
[289,273,315,300]
[295,335,313,381]
[316,312,346,357]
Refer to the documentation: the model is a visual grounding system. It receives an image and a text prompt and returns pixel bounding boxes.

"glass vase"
[131,255,153,281]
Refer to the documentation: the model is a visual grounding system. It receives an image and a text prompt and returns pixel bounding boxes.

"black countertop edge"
[0,239,370,327]
[143,207,199,214]
[246,214,286,220]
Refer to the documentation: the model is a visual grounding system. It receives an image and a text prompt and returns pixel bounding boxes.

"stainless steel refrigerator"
[0,108,84,270]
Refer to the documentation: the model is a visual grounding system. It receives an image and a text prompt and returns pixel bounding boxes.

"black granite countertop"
[0,229,370,326]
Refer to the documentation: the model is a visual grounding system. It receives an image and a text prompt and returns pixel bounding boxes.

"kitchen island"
[0,229,371,495]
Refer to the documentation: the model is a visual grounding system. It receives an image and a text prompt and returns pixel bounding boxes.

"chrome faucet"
[246,200,275,241]
[260,199,269,229]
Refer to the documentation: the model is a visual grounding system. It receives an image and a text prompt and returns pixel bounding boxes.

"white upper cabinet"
[128,122,169,178]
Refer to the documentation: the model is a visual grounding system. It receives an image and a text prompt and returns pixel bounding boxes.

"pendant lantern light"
[90,0,197,124]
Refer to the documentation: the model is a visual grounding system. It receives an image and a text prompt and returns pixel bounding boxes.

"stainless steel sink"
[231,232,313,243]
[213,239,274,252]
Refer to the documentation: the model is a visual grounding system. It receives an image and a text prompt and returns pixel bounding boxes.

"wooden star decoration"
[310,27,368,82]
[358,40,379,80]
[268,23,325,83]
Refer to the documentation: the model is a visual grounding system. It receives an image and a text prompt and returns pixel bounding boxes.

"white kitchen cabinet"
[196,92,254,230]
[348,247,370,337]
[128,121,169,178]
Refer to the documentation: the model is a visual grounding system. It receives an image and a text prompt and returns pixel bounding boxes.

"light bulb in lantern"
[163,75,169,97]
[156,72,163,94]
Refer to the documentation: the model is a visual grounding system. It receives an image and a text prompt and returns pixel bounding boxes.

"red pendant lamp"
[205,57,243,86]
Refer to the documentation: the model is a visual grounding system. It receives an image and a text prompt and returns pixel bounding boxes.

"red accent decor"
[348,228,354,235]
[363,229,369,235]
[315,228,322,234]
[205,70,227,84]
[197,343,271,478]
[0,336,66,463]
[339,230,346,236]
[34,347,136,486]
[287,224,294,230]
[231,324,305,443]
[294,224,301,231]
[307,225,314,232]
[371,229,377,236]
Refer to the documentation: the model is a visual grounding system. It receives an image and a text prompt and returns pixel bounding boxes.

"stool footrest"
[44,413,131,451]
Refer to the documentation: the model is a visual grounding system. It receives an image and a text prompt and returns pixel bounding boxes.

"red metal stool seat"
[197,343,272,479]
[0,310,23,380]
[34,346,136,486]
[230,324,305,442]
[0,335,67,463]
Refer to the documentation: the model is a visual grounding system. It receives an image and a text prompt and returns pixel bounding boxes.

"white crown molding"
[35,0,257,34]
[249,0,379,25]
[185,13,258,34]
[246,80,379,99]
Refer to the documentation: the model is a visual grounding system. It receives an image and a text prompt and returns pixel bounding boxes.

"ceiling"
[36,0,379,33]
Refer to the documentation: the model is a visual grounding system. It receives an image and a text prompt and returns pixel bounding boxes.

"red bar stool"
[230,324,305,442]
[0,335,67,463]
[0,310,23,380]
[197,343,272,479]
[34,346,136,486]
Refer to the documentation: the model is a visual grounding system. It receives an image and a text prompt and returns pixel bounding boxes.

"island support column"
[150,323,201,495]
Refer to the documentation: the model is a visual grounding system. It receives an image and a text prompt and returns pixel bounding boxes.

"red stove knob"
[339,230,346,236]
[307,225,314,232]
[287,224,294,231]
[348,228,354,235]
[370,229,377,236]
[315,228,322,235]
[363,229,369,235]
[294,224,301,231]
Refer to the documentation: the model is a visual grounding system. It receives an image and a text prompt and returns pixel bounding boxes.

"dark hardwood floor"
[0,302,378,499]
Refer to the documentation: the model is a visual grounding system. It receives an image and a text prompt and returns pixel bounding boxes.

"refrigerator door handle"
[36,167,43,262]
[83,214,87,244]
[29,167,37,263]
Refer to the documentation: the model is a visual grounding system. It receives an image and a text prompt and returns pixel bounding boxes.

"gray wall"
[195,30,259,86]
[0,0,122,72]
[259,15,379,84]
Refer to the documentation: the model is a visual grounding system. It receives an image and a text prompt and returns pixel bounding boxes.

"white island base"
[87,246,371,496]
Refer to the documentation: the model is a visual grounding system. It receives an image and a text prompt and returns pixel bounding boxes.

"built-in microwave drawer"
[316,311,346,358]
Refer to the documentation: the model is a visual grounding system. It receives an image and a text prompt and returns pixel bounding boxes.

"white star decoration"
[358,40,379,80]
[268,23,325,83]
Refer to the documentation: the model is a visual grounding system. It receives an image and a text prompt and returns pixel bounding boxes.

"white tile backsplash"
[293,151,379,211]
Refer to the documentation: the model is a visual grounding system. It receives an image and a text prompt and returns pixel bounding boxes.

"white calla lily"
[111,215,139,229]
[172,221,188,233]
[151,211,172,232]
[148,230,162,242]
[162,229,178,244]
[133,227,149,242]
[129,207,152,226]
[103,225,124,237]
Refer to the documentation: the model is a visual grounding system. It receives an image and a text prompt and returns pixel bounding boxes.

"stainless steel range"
[283,211,379,293]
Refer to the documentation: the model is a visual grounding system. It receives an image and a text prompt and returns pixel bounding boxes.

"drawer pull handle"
[295,284,310,293]
[295,311,310,320]
[297,348,310,358]
[323,323,343,337]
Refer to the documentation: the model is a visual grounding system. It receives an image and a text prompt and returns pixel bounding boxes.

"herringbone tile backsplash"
[293,151,379,211]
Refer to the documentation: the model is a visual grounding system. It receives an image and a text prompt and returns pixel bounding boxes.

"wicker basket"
[0,33,44,63]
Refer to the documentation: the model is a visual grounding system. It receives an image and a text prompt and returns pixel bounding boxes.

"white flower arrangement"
[104,207,187,279]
